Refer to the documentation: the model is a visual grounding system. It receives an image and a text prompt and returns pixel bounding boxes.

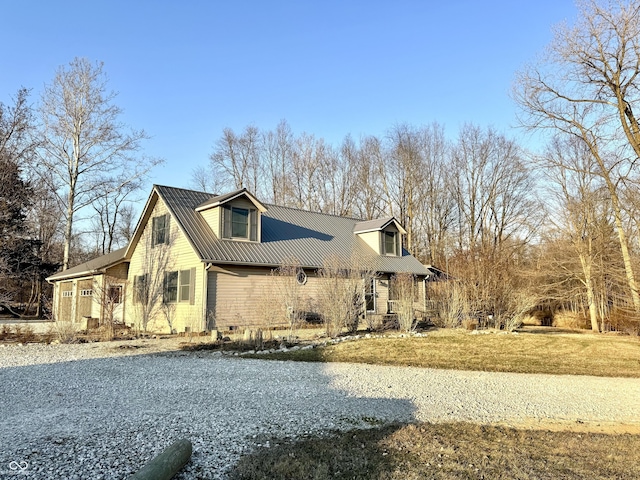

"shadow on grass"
[228,422,640,480]
[517,326,591,335]
[228,424,405,480]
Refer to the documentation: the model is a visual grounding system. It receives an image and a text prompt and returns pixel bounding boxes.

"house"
[47,185,435,333]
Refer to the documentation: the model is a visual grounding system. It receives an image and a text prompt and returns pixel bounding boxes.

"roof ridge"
[265,203,364,221]
[154,184,215,196]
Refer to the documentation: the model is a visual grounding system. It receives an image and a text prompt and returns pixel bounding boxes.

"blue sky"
[1,1,578,190]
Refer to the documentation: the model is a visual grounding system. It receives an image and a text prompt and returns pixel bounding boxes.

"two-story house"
[47,185,435,333]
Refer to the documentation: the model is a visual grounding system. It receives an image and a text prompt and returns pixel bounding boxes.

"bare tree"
[209,125,263,194]
[352,135,387,220]
[542,135,614,331]
[90,178,141,254]
[38,57,160,270]
[0,88,50,316]
[390,272,418,332]
[514,0,640,311]
[131,232,175,333]
[272,257,307,341]
[316,253,375,337]
[263,120,294,205]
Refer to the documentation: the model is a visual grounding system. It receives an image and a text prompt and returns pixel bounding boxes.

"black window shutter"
[190,267,196,305]
[223,206,231,238]
[151,217,158,247]
[250,209,257,241]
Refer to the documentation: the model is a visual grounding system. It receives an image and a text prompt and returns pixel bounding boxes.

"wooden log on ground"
[128,439,192,480]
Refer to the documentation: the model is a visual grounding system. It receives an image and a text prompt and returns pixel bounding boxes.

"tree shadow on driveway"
[0,350,417,479]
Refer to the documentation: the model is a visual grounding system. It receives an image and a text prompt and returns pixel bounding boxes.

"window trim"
[107,285,123,305]
[164,268,196,304]
[179,269,191,302]
[163,271,179,304]
[365,278,376,312]
[382,230,398,256]
[133,273,148,304]
[223,205,258,241]
[151,214,170,247]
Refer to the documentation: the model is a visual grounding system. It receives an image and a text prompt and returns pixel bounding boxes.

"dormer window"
[354,217,406,256]
[196,188,266,242]
[382,230,399,256]
[223,205,258,241]
[232,207,249,238]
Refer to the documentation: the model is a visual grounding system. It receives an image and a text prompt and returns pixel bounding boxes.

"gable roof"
[195,188,267,213]
[155,185,430,275]
[353,217,407,235]
[47,247,127,282]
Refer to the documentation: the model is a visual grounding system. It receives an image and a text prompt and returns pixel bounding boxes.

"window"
[232,207,249,238]
[133,274,148,304]
[152,214,170,247]
[107,286,122,304]
[79,289,93,297]
[383,230,398,256]
[365,278,376,312]
[164,269,195,303]
[163,271,178,303]
[62,291,73,298]
[179,270,191,302]
[223,206,258,241]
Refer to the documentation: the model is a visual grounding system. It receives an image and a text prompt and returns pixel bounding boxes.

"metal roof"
[46,247,127,282]
[195,188,267,212]
[157,185,430,275]
[353,217,407,235]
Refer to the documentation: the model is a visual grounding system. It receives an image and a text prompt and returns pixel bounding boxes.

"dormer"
[354,217,407,256]
[196,188,267,242]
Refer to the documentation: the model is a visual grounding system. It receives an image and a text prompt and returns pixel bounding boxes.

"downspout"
[202,263,212,331]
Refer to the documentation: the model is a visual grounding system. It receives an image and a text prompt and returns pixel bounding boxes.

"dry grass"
[254,327,640,378]
[229,422,640,480]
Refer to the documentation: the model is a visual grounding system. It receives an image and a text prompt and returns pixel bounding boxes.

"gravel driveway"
[1,340,639,479]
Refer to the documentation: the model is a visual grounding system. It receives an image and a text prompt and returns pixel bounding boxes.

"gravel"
[1,339,639,479]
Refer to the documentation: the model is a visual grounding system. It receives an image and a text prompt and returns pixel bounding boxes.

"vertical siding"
[76,279,93,321]
[126,196,205,333]
[59,281,73,321]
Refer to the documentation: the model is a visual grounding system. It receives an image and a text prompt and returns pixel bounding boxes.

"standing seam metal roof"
[157,185,430,275]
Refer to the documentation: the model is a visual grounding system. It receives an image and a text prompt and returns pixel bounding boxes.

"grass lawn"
[223,327,640,479]
[246,327,640,378]
[228,422,640,480]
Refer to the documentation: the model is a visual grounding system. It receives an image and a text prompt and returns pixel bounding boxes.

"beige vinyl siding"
[90,274,104,319]
[209,265,391,330]
[211,265,319,328]
[376,275,391,314]
[357,231,381,254]
[200,207,221,238]
[126,196,205,333]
